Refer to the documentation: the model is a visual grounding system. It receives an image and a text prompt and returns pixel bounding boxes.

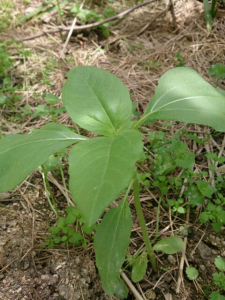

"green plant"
[147,135,225,231]
[19,0,75,24]
[175,52,185,67]
[32,93,66,120]
[1,66,225,298]
[70,2,115,37]
[38,147,69,216]
[41,206,97,249]
[186,257,225,300]
[138,59,162,70]
[0,40,22,105]
[203,0,218,33]
[0,1,15,32]
[208,63,225,88]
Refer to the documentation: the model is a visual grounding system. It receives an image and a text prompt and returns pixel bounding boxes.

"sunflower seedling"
[1,66,225,298]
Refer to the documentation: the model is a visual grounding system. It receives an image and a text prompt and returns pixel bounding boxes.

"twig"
[60,0,85,58]
[152,267,178,290]
[120,271,144,300]
[13,0,158,42]
[45,171,74,206]
[137,6,169,36]
[168,0,177,30]
[176,207,190,293]
[184,256,205,295]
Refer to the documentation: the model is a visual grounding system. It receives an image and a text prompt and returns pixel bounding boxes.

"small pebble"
[168,255,176,264]
[165,293,173,300]
[146,289,156,299]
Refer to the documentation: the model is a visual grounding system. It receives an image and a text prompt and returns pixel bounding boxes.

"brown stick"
[14,0,158,42]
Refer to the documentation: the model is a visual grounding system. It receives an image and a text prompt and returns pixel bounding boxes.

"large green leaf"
[62,66,132,137]
[141,67,225,132]
[94,198,132,297]
[0,123,86,192]
[69,129,142,225]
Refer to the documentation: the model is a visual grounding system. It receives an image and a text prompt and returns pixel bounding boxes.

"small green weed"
[208,63,225,87]
[32,93,66,120]
[0,1,15,32]
[41,206,97,249]
[138,59,162,70]
[175,52,185,67]
[127,42,144,55]
[186,257,225,300]
[0,40,22,106]
[70,2,115,37]
[144,130,225,231]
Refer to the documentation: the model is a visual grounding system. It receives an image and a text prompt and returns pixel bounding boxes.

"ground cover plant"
[186,257,225,300]
[0,65,225,298]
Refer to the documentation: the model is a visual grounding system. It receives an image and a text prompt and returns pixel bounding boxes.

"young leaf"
[45,93,60,105]
[210,291,225,300]
[199,212,210,223]
[186,267,199,280]
[197,180,216,198]
[186,186,205,206]
[93,198,132,297]
[142,67,225,132]
[153,236,184,254]
[69,232,83,243]
[64,213,76,225]
[175,152,195,170]
[69,130,143,225]
[131,253,148,282]
[213,272,225,289]
[212,223,222,233]
[215,257,225,272]
[62,66,132,137]
[0,123,86,193]
[208,64,225,79]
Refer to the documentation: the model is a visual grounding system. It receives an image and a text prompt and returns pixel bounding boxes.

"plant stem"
[41,171,59,217]
[60,167,70,206]
[151,197,162,245]
[132,172,158,272]
[56,0,62,25]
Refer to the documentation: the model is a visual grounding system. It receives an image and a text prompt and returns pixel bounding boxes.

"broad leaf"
[185,185,205,206]
[215,257,225,272]
[94,198,132,297]
[186,267,199,280]
[69,129,143,225]
[153,236,184,254]
[197,179,216,198]
[131,253,148,282]
[0,123,86,192]
[216,87,225,97]
[210,291,225,300]
[62,66,132,137]
[142,67,225,132]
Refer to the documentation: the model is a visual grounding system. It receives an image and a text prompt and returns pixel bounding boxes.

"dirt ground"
[0,0,225,299]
